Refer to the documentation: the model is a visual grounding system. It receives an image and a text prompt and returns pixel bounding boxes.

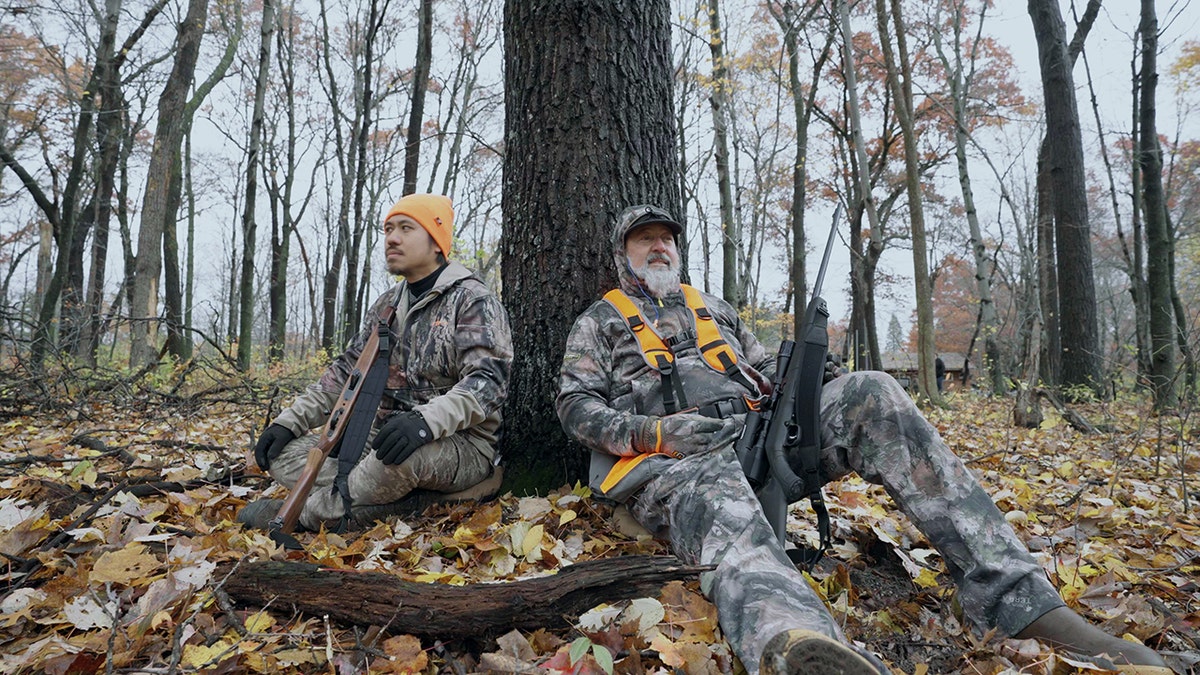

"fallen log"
[222,555,710,638]
[1034,386,1099,434]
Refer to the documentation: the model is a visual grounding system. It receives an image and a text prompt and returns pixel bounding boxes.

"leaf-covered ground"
[1,381,1198,674]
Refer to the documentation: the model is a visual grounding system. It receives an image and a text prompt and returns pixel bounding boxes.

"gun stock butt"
[274,445,328,534]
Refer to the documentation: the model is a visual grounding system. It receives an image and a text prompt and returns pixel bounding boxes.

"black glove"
[823,353,845,384]
[254,424,296,471]
[373,411,434,465]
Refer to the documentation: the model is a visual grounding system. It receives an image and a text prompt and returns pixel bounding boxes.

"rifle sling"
[331,309,395,533]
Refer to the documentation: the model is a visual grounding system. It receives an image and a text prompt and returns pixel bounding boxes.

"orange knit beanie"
[383,193,454,257]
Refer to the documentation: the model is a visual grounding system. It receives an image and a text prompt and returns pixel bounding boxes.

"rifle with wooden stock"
[735,203,842,567]
[268,307,395,542]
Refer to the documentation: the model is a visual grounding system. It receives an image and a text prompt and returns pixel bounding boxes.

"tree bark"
[129,0,209,368]
[268,1,297,364]
[403,0,433,196]
[705,0,739,307]
[341,0,387,342]
[1137,0,1176,409]
[172,1,241,361]
[876,0,941,405]
[223,556,709,638]
[78,0,126,365]
[837,0,884,371]
[1027,0,1103,396]
[236,0,277,371]
[1035,142,1061,387]
[501,0,680,492]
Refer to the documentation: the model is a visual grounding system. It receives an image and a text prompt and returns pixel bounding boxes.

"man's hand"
[373,411,433,465]
[823,353,845,384]
[254,424,296,471]
[634,413,740,458]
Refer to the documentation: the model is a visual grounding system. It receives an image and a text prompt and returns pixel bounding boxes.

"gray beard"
[633,263,681,297]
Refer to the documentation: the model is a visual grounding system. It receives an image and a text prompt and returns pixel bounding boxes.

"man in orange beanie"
[239,193,512,531]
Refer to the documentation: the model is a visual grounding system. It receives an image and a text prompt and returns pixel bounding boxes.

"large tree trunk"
[1138,0,1176,409]
[501,0,680,492]
[169,1,241,362]
[877,0,941,404]
[1027,0,1103,397]
[18,0,129,365]
[129,0,208,368]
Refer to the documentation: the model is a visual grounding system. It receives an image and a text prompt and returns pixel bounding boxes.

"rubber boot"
[236,499,287,530]
[759,629,888,675]
[1016,607,1172,674]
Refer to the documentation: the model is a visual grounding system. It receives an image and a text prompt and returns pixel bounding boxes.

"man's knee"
[267,435,323,487]
[831,371,919,421]
[401,434,493,492]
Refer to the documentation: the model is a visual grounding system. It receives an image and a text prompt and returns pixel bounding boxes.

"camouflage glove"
[373,411,433,465]
[823,353,845,384]
[253,424,296,471]
[633,413,739,458]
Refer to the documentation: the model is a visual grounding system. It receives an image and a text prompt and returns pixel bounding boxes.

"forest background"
[1,0,1199,673]
[3,0,1199,402]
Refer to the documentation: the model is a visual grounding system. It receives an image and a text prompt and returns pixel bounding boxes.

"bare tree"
[875,0,942,404]
[403,0,433,196]
[1137,0,1176,408]
[704,0,740,306]
[766,1,834,339]
[930,0,1006,395]
[231,0,277,370]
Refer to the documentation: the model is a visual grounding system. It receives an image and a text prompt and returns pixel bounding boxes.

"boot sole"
[760,629,882,675]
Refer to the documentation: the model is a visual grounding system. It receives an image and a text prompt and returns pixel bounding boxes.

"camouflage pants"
[629,371,1064,673]
[268,428,493,530]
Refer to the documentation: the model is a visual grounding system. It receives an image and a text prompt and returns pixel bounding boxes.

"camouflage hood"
[610,204,683,295]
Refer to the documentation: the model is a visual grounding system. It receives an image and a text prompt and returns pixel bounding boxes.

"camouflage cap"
[611,205,683,254]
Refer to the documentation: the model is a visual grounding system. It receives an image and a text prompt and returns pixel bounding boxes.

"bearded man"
[555,205,1168,674]
[239,193,512,532]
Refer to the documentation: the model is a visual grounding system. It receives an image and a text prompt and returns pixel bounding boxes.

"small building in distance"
[877,351,969,392]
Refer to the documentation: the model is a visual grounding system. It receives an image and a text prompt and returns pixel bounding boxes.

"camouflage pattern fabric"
[269,261,511,527]
[556,205,1064,673]
[625,371,1065,672]
[267,426,493,530]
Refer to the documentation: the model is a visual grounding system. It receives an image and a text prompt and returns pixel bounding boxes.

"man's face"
[625,223,679,272]
[383,215,441,280]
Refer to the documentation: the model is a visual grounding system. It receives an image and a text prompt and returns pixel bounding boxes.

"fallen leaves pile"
[0,377,1198,674]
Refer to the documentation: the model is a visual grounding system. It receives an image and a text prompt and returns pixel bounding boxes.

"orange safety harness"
[598,286,757,494]
[603,285,755,413]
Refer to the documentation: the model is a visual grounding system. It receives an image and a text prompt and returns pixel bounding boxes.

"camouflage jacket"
[557,206,774,500]
[275,262,512,455]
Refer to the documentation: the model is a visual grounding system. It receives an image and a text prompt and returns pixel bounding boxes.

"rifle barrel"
[811,203,843,301]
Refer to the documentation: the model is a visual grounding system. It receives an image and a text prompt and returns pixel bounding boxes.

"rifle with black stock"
[735,203,842,567]
[267,306,396,547]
